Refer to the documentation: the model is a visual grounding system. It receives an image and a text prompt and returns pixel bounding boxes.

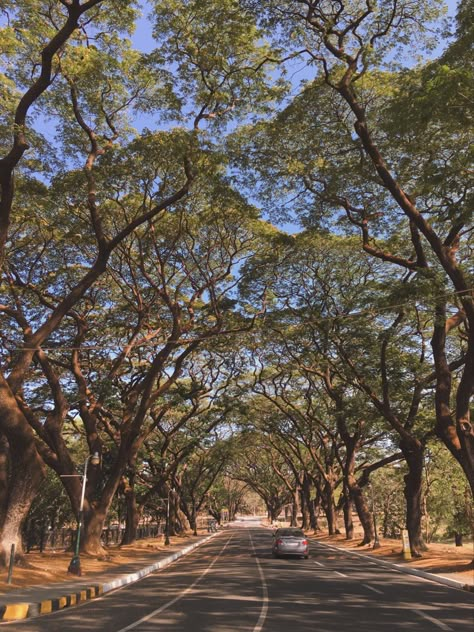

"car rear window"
[277,529,304,537]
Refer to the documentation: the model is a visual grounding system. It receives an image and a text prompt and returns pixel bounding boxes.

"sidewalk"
[0,532,218,622]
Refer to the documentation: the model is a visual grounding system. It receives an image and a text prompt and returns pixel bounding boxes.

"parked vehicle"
[272,528,309,559]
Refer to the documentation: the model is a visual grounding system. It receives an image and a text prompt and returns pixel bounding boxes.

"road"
[6,520,473,631]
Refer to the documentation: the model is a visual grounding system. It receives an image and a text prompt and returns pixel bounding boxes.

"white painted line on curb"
[311,540,472,593]
[363,584,384,595]
[114,535,233,632]
[102,533,218,593]
[413,609,453,631]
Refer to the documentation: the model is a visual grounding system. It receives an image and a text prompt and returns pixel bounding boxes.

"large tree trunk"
[0,466,44,565]
[290,490,299,526]
[342,482,354,540]
[432,305,474,496]
[169,493,179,535]
[321,480,338,535]
[351,482,374,545]
[121,475,142,546]
[304,480,318,532]
[0,435,8,520]
[311,492,321,532]
[0,377,46,565]
[334,400,360,541]
[301,474,314,530]
[81,505,108,556]
[77,461,125,555]
[400,438,427,556]
[300,493,311,530]
[267,499,280,523]
[190,499,198,535]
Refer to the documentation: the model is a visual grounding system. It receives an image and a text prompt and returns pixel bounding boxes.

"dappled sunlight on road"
[5,528,473,632]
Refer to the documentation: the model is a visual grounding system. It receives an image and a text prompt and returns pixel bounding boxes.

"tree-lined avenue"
[7,522,473,632]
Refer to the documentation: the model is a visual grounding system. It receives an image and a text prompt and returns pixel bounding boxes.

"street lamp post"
[67,452,101,575]
[368,483,381,549]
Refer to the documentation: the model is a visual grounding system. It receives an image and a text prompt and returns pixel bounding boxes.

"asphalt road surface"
[6,520,474,632]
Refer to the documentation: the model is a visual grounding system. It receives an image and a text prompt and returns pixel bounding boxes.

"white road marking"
[313,561,325,567]
[334,571,348,577]
[114,535,233,632]
[413,609,454,631]
[249,531,269,632]
[362,584,384,595]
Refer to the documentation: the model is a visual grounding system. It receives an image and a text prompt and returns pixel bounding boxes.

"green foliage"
[1,0,471,554]
[24,469,74,531]
[371,465,406,538]
[148,0,287,127]
[424,442,474,542]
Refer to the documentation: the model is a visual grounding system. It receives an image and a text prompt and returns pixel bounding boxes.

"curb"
[313,540,474,594]
[0,585,103,622]
[0,532,219,622]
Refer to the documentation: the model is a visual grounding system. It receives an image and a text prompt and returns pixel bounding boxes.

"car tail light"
[277,539,283,545]
[302,540,308,545]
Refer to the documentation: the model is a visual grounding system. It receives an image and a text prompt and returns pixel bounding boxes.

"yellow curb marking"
[3,603,29,620]
[40,600,52,614]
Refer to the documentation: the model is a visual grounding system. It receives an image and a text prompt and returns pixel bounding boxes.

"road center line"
[413,609,454,631]
[115,535,233,632]
[249,531,269,632]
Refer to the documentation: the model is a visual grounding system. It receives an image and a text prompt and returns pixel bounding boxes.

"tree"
[177,441,231,535]
[241,0,474,494]
[240,229,444,552]
[0,0,278,562]
[423,441,473,546]
[120,354,238,543]
[0,1,192,562]
[230,431,292,522]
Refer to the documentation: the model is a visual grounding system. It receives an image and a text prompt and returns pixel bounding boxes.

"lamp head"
[90,451,101,466]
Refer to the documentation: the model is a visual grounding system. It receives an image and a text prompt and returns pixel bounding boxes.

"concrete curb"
[101,533,217,593]
[0,533,218,622]
[314,540,474,594]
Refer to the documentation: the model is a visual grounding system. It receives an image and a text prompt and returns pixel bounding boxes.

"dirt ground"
[1,529,473,593]
[0,532,199,593]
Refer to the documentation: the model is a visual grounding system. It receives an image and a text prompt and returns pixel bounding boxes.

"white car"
[272,528,309,559]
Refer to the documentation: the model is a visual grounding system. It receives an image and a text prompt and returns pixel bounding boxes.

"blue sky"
[126,0,462,236]
[131,0,460,57]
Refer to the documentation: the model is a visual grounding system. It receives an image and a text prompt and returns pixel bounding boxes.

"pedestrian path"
[0,533,217,622]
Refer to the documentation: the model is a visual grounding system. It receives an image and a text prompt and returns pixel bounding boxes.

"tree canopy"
[0,0,471,561]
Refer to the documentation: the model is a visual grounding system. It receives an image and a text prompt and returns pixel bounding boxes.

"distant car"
[272,528,309,559]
